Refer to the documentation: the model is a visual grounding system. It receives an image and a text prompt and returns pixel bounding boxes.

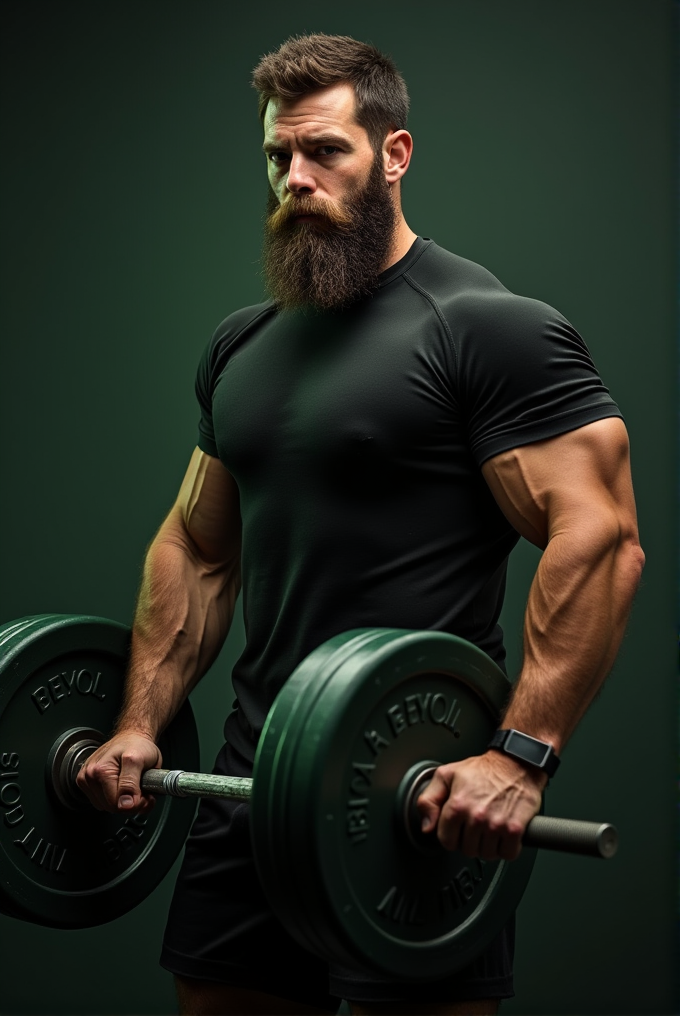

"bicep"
[481,418,640,549]
[169,447,241,564]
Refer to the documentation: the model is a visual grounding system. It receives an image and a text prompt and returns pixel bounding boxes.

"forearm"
[116,509,241,740]
[503,525,644,752]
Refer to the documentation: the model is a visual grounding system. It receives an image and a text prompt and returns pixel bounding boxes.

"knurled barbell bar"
[0,614,618,981]
[52,730,616,857]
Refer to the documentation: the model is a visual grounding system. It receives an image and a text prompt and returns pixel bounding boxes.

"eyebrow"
[262,133,353,154]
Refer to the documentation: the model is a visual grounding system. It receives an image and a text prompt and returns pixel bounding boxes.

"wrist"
[112,722,159,742]
[485,748,550,791]
[488,728,561,780]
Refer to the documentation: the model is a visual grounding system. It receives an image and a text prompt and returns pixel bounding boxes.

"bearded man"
[77,33,644,1016]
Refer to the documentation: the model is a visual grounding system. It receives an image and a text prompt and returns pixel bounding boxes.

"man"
[77,33,644,1016]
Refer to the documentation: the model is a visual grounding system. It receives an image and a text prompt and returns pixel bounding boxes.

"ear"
[383,129,413,184]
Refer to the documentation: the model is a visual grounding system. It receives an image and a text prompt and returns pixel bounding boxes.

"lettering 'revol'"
[31,669,106,714]
[386,691,461,738]
[346,687,463,847]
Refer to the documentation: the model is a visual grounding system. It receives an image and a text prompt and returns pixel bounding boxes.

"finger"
[117,749,153,811]
[436,798,466,852]
[497,821,524,861]
[94,757,128,812]
[77,754,117,812]
[416,767,452,833]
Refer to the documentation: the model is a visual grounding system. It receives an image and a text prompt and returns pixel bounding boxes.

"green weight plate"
[252,628,391,960]
[253,628,538,981]
[0,614,199,928]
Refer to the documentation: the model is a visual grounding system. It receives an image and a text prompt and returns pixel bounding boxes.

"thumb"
[117,744,161,810]
[117,759,143,810]
[416,767,451,833]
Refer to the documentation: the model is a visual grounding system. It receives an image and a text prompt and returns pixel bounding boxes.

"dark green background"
[0,1,676,1013]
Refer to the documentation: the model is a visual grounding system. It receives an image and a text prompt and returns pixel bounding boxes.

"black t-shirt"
[196,237,621,761]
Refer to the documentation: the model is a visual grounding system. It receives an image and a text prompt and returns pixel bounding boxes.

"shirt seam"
[210,303,277,396]
[379,237,433,287]
[402,272,460,384]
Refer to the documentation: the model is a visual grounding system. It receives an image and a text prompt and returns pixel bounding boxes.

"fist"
[76,731,162,814]
[416,751,546,860]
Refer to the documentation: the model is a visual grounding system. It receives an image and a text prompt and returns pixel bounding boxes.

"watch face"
[505,730,551,768]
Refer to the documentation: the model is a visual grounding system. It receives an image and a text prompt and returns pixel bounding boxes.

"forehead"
[263,82,367,144]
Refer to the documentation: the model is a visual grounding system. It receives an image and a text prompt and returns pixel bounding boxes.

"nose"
[286,152,316,195]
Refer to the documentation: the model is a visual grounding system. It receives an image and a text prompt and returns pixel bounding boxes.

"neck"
[383,213,418,271]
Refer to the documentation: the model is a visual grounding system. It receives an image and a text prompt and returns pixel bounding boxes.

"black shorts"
[160,742,515,1010]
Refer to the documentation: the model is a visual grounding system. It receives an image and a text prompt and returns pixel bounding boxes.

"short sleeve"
[454,292,622,465]
[195,339,219,458]
[194,301,276,461]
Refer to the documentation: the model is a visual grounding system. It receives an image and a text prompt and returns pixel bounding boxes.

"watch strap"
[488,728,561,778]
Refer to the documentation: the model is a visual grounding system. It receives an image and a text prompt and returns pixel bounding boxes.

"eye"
[268,151,290,165]
[316,146,340,157]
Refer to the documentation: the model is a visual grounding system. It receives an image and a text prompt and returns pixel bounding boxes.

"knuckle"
[91,760,110,780]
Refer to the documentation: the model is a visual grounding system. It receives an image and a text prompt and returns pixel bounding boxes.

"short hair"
[252,33,409,151]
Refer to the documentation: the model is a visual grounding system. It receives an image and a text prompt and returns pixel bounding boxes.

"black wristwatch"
[487,729,561,778]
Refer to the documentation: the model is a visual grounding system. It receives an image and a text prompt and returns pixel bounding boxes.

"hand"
[416,751,546,860]
[76,731,162,814]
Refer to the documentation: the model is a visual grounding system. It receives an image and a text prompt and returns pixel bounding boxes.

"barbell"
[0,614,617,981]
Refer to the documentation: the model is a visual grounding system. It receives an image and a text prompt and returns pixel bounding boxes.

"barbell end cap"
[523,815,619,858]
[596,823,619,859]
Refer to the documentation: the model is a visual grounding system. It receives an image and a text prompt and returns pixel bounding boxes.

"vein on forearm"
[116,520,241,740]
[504,520,643,751]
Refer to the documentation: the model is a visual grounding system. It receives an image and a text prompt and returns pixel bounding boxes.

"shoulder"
[406,242,563,335]
[200,300,277,380]
[407,242,592,365]
[405,241,509,303]
[209,300,276,354]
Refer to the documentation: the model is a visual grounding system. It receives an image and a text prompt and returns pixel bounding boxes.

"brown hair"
[252,33,409,151]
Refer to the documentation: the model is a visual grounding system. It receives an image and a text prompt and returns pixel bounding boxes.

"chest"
[211,300,461,484]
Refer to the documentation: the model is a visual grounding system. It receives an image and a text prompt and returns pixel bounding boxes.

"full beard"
[261,155,398,312]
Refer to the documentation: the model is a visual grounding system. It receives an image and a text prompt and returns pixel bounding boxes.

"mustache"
[267,195,354,233]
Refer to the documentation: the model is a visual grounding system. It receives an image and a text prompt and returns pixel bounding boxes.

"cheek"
[267,166,283,199]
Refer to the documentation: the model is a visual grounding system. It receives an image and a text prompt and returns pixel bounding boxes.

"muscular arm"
[120,448,241,739]
[484,416,644,750]
[419,418,645,857]
[78,448,241,811]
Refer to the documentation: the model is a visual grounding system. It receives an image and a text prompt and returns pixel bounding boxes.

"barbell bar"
[137,766,616,858]
[54,726,617,858]
[52,727,618,857]
[0,615,620,980]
